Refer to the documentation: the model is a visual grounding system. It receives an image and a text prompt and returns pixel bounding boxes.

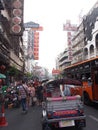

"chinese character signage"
[10,0,24,35]
[52,68,60,75]
[33,32,39,60]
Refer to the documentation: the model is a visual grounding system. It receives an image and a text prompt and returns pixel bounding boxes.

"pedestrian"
[22,81,30,109]
[60,84,71,97]
[63,84,71,96]
[36,82,43,106]
[30,83,36,106]
[17,80,28,114]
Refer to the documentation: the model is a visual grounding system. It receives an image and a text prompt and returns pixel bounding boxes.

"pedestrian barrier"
[0,104,8,127]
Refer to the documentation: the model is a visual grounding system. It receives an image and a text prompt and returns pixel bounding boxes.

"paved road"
[0,105,42,130]
[83,104,98,130]
[0,104,98,130]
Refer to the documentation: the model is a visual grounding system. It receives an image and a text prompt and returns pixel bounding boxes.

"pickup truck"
[42,78,86,130]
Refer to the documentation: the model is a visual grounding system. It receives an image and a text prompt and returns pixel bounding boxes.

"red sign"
[13,0,22,8]
[13,9,22,16]
[12,16,21,24]
[33,47,39,51]
[34,43,39,47]
[11,24,21,33]
[34,39,39,43]
[52,69,60,75]
[33,31,39,60]
[34,52,39,60]
[10,0,24,35]
[34,32,39,36]
[33,52,39,59]
[63,20,77,31]
[31,26,43,31]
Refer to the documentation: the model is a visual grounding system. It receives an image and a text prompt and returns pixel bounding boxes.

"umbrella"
[41,79,49,83]
[0,73,6,79]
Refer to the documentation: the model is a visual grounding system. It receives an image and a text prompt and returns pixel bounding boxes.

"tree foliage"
[9,65,19,76]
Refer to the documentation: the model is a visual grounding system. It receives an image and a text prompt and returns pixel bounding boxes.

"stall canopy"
[0,73,6,79]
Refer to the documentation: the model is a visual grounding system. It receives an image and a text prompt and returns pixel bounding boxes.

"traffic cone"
[0,104,8,127]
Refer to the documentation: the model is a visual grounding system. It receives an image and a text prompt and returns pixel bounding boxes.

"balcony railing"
[96,50,98,56]
[10,50,23,71]
[59,52,68,62]
[59,59,71,66]
[90,53,95,58]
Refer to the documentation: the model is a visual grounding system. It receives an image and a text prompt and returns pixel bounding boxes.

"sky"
[24,0,97,72]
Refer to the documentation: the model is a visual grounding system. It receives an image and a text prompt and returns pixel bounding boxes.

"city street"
[0,104,98,130]
[0,106,42,130]
[0,1,98,130]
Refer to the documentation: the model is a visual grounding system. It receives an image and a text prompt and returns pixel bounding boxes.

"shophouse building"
[0,0,24,83]
[57,48,71,71]
[57,1,98,74]
[72,22,84,64]
[83,2,98,60]
[23,21,43,73]
[57,20,77,72]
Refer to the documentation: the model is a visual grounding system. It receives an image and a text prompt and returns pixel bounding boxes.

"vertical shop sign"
[10,0,24,35]
[33,32,39,60]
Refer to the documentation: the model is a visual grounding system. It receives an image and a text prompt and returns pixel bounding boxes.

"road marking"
[89,115,98,122]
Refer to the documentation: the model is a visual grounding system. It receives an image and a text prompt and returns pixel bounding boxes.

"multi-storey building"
[83,2,98,60]
[57,20,77,72]
[57,1,98,74]
[72,22,84,64]
[23,21,43,73]
[57,48,71,71]
[0,0,24,83]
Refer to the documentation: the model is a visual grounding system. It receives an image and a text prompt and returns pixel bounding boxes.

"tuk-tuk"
[42,78,86,130]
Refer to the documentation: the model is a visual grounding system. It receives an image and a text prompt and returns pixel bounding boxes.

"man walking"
[17,80,28,114]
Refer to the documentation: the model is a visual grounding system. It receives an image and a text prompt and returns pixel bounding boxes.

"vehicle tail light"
[53,110,78,117]
[47,112,52,118]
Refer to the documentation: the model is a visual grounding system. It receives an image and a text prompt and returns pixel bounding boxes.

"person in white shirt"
[60,84,71,97]
[63,85,71,96]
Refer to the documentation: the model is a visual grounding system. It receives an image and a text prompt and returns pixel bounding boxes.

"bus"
[63,56,98,105]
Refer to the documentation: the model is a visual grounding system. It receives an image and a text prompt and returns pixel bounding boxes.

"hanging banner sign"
[10,0,24,35]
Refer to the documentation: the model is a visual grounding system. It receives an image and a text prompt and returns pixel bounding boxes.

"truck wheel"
[42,123,51,130]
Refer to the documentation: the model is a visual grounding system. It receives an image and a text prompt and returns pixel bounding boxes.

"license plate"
[59,120,75,128]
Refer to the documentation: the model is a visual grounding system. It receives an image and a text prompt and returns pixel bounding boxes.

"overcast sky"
[24,0,97,72]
